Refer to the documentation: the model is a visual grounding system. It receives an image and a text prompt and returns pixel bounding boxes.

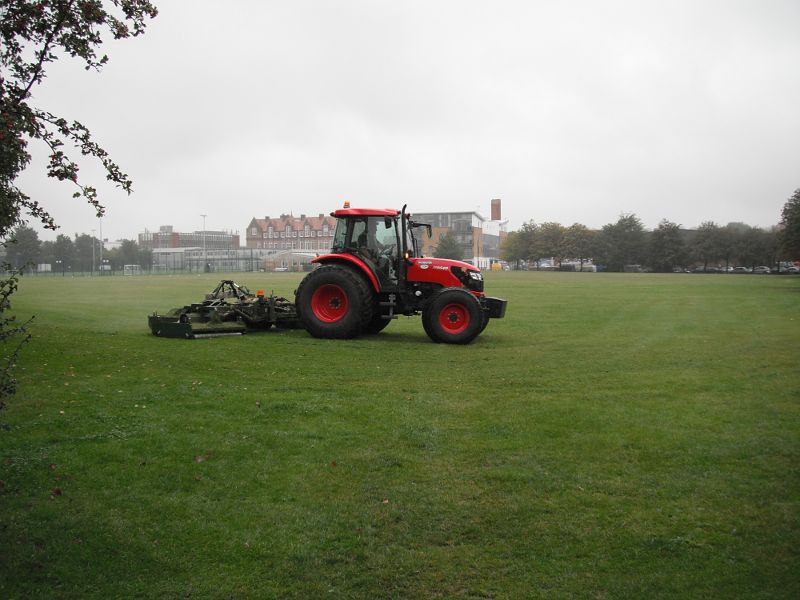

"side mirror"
[409,220,432,238]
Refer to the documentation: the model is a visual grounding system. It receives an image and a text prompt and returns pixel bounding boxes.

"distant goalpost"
[123,264,142,276]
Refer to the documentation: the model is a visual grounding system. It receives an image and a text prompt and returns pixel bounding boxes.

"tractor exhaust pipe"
[399,204,408,295]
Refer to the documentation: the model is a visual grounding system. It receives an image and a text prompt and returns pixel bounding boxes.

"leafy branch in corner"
[0,266,32,416]
[0,1,157,416]
[1,0,158,235]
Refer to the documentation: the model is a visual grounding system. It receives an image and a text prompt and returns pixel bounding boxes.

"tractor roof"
[331,208,400,218]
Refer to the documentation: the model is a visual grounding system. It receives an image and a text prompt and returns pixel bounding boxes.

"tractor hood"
[411,257,479,272]
[406,257,484,292]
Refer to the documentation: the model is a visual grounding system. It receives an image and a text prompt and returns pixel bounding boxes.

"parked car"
[753,266,771,274]
[773,265,800,274]
[732,266,751,273]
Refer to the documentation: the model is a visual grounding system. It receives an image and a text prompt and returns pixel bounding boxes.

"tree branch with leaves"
[0,0,157,419]
[1,0,158,236]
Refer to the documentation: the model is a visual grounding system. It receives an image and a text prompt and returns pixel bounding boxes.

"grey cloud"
[18,0,800,241]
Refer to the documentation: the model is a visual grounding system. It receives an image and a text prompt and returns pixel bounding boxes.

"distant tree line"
[501,211,792,272]
[3,226,152,273]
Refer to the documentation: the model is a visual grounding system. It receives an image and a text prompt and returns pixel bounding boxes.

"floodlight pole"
[91,229,96,276]
[201,214,207,272]
[98,218,104,271]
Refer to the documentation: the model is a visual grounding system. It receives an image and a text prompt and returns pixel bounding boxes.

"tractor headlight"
[452,267,484,292]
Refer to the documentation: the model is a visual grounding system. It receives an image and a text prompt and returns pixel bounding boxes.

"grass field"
[1,272,798,599]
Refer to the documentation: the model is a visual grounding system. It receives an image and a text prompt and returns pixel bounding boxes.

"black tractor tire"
[422,287,483,344]
[477,309,490,334]
[421,303,436,339]
[296,265,374,339]
[364,310,392,334]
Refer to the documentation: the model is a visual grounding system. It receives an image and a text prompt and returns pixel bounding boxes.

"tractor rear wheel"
[422,287,483,344]
[296,265,373,338]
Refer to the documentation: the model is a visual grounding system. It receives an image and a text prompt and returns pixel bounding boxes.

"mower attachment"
[148,280,300,339]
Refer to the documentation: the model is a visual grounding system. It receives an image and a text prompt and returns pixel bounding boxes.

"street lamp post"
[200,214,207,273]
[98,218,104,271]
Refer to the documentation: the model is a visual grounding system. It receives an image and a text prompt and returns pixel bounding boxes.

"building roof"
[249,213,337,234]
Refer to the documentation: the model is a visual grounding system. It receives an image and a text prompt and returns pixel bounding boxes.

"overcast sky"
[19,0,800,242]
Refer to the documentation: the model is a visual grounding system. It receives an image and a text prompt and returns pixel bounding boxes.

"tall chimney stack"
[491,198,501,221]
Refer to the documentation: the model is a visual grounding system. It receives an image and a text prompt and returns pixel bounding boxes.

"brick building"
[245,213,337,252]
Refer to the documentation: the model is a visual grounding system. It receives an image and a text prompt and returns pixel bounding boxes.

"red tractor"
[295,205,507,344]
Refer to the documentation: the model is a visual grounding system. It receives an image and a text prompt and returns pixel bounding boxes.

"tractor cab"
[329,208,406,289]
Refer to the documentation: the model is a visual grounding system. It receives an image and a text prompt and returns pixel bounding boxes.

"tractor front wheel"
[296,265,373,339]
[477,309,490,334]
[422,288,483,344]
[364,311,392,334]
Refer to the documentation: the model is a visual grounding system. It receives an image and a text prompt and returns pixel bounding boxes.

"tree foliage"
[780,188,800,259]
[594,213,646,271]
[499,230,525,267]
[739,226,774,268]
[119,238,139,264]
[0,270,32,412]
[4,224,41,268]
[73,232,96,271]
[518,221,540,264]
[1,1,156,415]
[649,220,686,272]
[562,223,595,268]
[1,0,158,236]
[502,204,785,272]
[717,222,749,269]
[433,231,464,260]
[39,239,54,264]
[691,221,721,267]
[52,232,73,259]
[536,222,566,265]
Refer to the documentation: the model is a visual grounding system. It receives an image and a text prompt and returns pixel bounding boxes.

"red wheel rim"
[311,284,349,323]
[438,303,470,334]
